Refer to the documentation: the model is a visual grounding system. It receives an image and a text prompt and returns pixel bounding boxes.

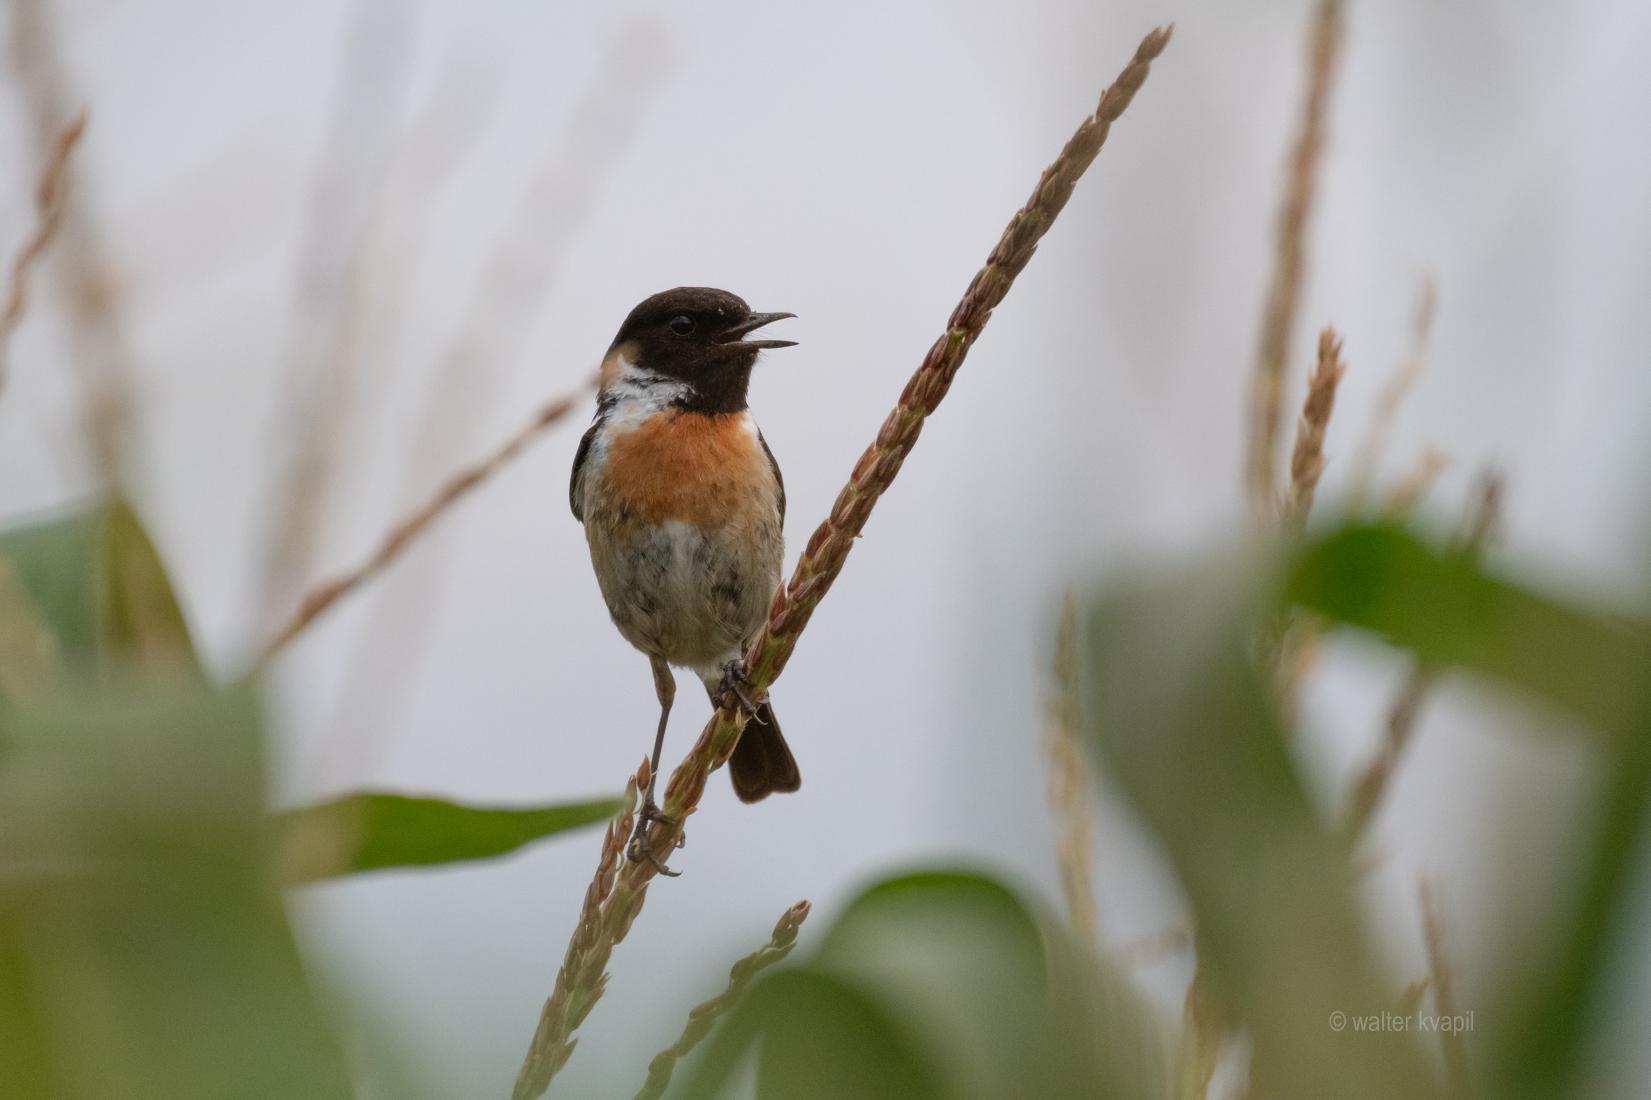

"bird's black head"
[605,287,796,414]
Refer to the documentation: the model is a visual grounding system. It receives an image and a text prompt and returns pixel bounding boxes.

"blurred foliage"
[678,870,1169,1100]
[0,501,618,1099]
[1290,524,1649,736]
[4,498,1648,1099]
[1290,524,1651,1098]
[0,501,199,695]
[1080,523,1649,1100]
[1084,544,1439,1100]
[658,522,1648,1100]
[275,790,623,884]
[0,681,355,1099]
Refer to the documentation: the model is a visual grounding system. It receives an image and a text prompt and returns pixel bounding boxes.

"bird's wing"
[757,429,785,527]
[569,418,600,522]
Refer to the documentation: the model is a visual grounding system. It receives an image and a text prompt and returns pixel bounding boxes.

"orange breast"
[600,410,776,528]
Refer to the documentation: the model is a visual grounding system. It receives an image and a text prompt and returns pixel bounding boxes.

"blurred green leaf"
[0,506,99,660]
[681,969,943,1100]
[1287,522,1651,1097]
[1083,552,1441,1100]
[0,500,199,689]
[1289,523,1651,736]
[812,871,1168,1100]
[0,681,353,1100]
[1494,703,1651,1100]
[0,556,60,699]
[679,870,1169,1100]
[274,790,622,884]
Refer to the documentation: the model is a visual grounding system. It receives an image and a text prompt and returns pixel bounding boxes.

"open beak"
[720,311,797,350]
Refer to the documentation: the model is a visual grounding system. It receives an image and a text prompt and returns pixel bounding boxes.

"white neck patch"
[598,346,690,425]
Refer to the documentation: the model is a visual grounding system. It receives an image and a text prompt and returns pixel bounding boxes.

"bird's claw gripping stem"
[626,798,684,876]
[717,660,766,720]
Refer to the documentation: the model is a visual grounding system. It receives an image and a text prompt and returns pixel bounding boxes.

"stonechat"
[571,287,800,871]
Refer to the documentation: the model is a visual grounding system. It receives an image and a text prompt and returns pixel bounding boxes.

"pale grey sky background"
[3,1,1649,1096]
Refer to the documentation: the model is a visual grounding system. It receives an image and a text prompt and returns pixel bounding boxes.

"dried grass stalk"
[1382,446,1449,519]
[10,0,134,482]
[1274,611,1323,732]
[1281,326,1347,533]
[1343,666,1437,838]
[1117,923,1193,969]
[1278,342,1432,711]
[1271,328,1347,719]
[1343,474,1502,839]
[631,900,811,1100]
[254,0,417,632]
[1350,278,1437,510]
[259,381,592,660]
[1177,965,1224,1100]
[1043,592,1099,949]
[1244,0,1345,523]
[514,763,642,1091]
[1396,977,1431,1022]
[510,25,1174,1099]
[0,110,86,397]
[1420,877,1472,1096]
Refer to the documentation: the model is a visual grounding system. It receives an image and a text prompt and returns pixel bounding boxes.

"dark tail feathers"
[727,701,800,803]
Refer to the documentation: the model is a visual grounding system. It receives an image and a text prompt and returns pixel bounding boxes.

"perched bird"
[571,287,801,871]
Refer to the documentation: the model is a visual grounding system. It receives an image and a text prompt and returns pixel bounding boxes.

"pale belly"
[585,513,781,670]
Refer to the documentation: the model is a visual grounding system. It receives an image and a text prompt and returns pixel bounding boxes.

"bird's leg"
[628,657,683,875]
[715,658,766,721]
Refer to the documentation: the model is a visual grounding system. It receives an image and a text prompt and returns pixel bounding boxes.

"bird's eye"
[668,315,695,335]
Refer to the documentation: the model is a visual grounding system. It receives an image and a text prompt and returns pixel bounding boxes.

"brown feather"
[728,702,801,803]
